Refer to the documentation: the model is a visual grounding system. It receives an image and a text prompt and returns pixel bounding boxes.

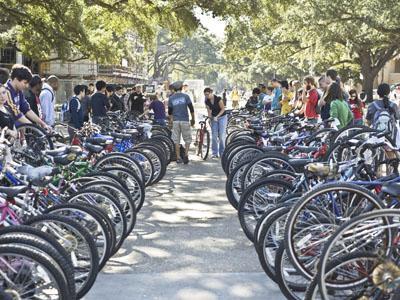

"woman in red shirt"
[302,76,319,123]
[349,89,364,125]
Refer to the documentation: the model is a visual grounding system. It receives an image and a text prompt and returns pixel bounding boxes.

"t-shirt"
[90,92,108,117]
[305,89,319,119]
[330,99,353,129]
[0,108,15,129]
[5,80,31,120]
[272,87,282,110]
[149,100,166,120]
[205,95,225,117]
[168,92,192,121]
[349,98,363,120]
[280,91,293,115]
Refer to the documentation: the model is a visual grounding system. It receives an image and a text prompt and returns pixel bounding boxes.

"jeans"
[154,119,166,126]
[211,115,227,156]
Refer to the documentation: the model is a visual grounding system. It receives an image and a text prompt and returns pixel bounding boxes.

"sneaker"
[183,156,189,164]
[176,159,183,164]
[211,155,218,159]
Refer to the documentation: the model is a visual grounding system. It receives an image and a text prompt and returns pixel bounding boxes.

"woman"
[349,89,364,125]
[231,87,240,109]
[326,82,353,129]
[366,83,400,128]
[280,80,293,115]
[0,84,18,139]
[293,89,305,117]
[204,87,226,158]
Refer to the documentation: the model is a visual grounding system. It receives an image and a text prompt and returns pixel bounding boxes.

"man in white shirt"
[40,75,59,126]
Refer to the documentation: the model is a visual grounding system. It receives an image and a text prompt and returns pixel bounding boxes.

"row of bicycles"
[223,109,400,299]
[0,111,174,299]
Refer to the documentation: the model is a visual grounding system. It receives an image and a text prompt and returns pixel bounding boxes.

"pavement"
[84,110,284,300]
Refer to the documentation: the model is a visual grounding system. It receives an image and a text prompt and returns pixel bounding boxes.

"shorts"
[171,121,192,144]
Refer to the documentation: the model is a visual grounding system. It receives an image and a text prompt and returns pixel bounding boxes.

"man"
[129,85,146,113]
[258,84,268,110]
[302,76,319,123]
[183,82,194,103]
[0,68,9,84]
[204,87,226,158]
[326,68,349,101]
[246,88,261,109]
[40,75,59,126]
[5,64,48,129]
[147,95,166,126]
[88,83,95,96]
[110,85,125,111]
[80,85,90,122]
[91,80,108,123]
[68,85,85,140]
[168,81,195,164]
[271,79,282,114]
[24,75,43,117]
[222,88,228,106]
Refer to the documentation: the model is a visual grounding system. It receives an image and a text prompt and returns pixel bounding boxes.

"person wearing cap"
[168,81,195,164]
[40,75,59,126]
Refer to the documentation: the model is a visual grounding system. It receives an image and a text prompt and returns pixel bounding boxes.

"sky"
[195,9,226,40]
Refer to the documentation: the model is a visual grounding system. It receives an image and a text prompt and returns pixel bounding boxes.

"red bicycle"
[195,116,210,160]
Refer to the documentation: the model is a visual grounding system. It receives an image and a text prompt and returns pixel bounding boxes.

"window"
[395,59,400,73]
[0,48,16,64]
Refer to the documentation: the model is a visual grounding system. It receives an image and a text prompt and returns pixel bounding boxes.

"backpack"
[372,101,395,132]
[61,99,71,123]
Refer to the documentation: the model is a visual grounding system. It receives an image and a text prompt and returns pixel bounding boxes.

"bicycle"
[195,116,210,160]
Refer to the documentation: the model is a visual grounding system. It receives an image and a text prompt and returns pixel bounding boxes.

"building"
[375,57,400,86]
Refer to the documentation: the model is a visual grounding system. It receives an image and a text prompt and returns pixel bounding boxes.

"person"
[123,88,132,111]
[257,84,268,110]
[327,82,353,129]
[110,85,125,111]
[148,95,166,126]
[348,89,364,125]
[366,83,400,129]
[302,76,319,123]
[263,87,274,111]
[80,85,90,122]
[24,75,42,117]
[168,81,195,164]
[318,75,331,122]
[5,64,49,129]
[91,80,108,123]
[68,85,85,140]
[326,69,349,101]
[231,87,240,109]
[129,85,146,113]
[222,88,228,106]
[40,75,58,127]
[293,89,305,117]
[0,84,18,139]
[0,68,9,84]
[204,87,227,158]
[88,83,95,96]
[271,79,282,114]
[246,88,261,109]
[280,80,293,115]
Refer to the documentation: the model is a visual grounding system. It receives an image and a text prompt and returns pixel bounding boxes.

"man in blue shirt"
[271,79,282,114]
[5,64,49,129]
[90,80,108,123]
[168,81,195,164]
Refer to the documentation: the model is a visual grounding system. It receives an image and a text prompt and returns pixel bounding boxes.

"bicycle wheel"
[0,244,71,300]
[284,182,385,280]
[225,160,251,210]
[200,129,210,160]
[238,178,293,242]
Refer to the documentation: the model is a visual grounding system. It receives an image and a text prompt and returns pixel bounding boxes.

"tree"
[148,28,224,85]
[224,0,400,100]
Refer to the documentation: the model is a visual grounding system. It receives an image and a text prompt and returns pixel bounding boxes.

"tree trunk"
[361,71,375,103]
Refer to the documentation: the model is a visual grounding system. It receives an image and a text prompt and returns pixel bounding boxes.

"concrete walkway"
[84,154,284,300]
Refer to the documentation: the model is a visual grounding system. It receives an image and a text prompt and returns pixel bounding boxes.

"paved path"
[85,154,284,300]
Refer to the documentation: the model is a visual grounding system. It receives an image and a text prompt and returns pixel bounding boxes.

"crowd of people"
[242,69,400,132]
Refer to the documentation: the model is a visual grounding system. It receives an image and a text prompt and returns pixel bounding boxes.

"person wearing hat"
[168,81,195,164]
[40,75,59,126]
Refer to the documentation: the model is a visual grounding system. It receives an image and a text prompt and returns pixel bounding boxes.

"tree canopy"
[224,0,400,97]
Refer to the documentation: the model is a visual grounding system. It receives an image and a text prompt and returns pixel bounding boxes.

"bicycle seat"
[382,183,400,197]
[86,137,109,145]
[110,132,132,139]
[45,147,69,157]
[0,185,29,198]
[84,143,103,154]
[53,153,76,166]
